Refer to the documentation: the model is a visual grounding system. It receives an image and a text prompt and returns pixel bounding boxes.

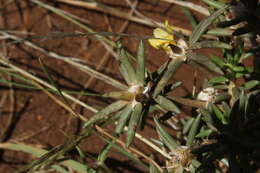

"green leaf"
[163,81,182,94]
[191,41,232,49]
[235,72,245,78]
[199,109,216,130]
[136,40,145,85]
[212,104,227,124]
[243,80,260,90]
[0,68,34,84]
[154,95,181,114]
[239,90,247,114]
[83,101,127,128]
[213,93,230,103]
[209,76,229,84]
[182,7,197,29]
[240,52,253,60]
[75,146,86,159]
[119,64,133,86]
[221,101,231,118]
[196,129,213,138]
[153,59,183,97]
[51,165,70,173]
[183,118,195,134]
[0,142,88,173]
[202,0,225,9]
[211,54,225,68]
[96,133,147,169]
[207,28,233,36]
[170,81,182,90]
[188,52,224,75]
[118,48,137,85]
[232,66,246,72]
[212,85,228,90]
[103,91,134,101]
[98,143,113,164]
[189,5,229,45]
[126,103,143,147]
[186,114,201,146]
[154,117,178,150]
[115,104,133,134]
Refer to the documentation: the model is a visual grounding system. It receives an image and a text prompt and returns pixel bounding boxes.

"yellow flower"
[148,20,176,52]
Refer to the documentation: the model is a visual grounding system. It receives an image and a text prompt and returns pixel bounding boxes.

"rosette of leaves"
[191,86,260,172]
[151,81,259,172]
[209,47,252,81]
[150,117,201,173]
[203,0,260,78]
[83,40,182,147]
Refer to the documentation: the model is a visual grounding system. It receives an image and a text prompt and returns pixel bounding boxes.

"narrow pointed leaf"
[83,101,127,128]
[115,104,133,134]
[136,40,145,85]
[241,52,253,60]
[202,0,225,9]
[191,41,232,49]
[183,118,195,134]
[207,28,233,36]
[119,63,132,85]
[239,90,247,114]
[103,91,134,101]
[155,95,181,114]
[209,76,229,84]
[188,52,223,75]
[233,66,246,72]
[153,59,183,97]
[213,93,230,103]
[182,7,198,29]
[199,109,214,126]
[195,129,213,138]
[211,54,225,68]
[212,104,227,124]
[75,146,86,159]
[98,143,113,164]
[186,114,201,146]
[119,48,137,85]
[51,165,70,173]
[170,81,182,90]
[0,143,88,173]
[97,133,147,169]
[126,103,143,147]
[189,5,229,45]
[154,117,178,150]
[212,85,228,90]
[221,101,231,117]
[163,81,182,94]
[243,80,260,90]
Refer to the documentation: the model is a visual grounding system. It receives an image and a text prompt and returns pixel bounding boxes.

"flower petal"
[148,38,162,49]
[165,20,174,33]
[153,28,173,41]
